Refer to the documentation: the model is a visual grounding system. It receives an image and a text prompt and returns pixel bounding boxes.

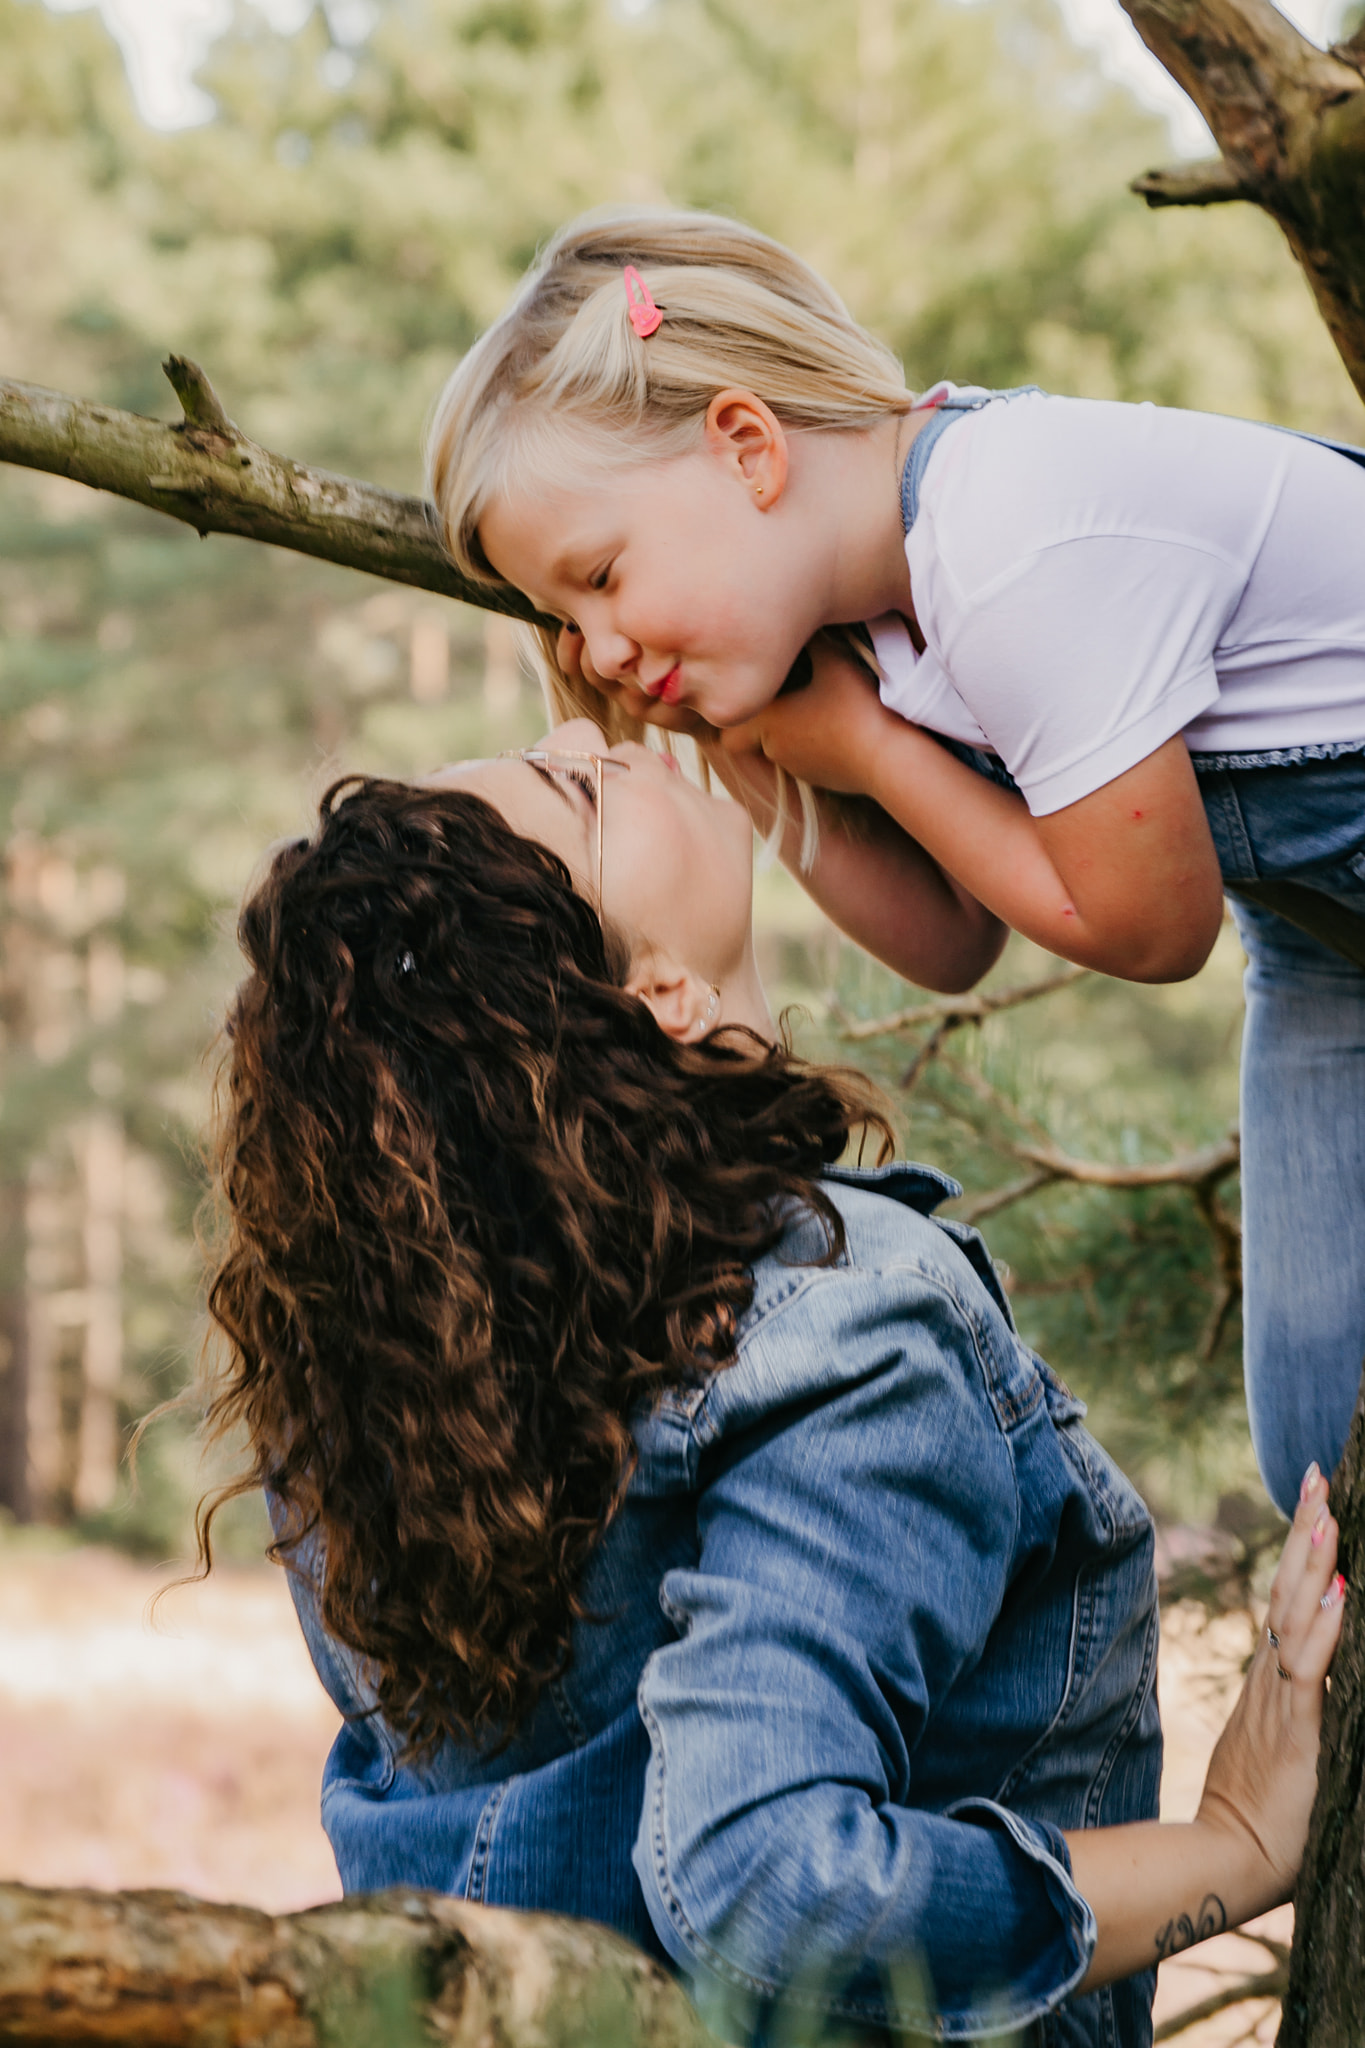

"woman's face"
[428,719,765,1021]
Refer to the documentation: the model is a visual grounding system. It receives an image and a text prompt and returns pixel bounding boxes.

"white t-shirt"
[867,388,1365,816]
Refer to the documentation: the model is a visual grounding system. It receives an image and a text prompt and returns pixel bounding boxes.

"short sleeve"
[941,536,1230,814]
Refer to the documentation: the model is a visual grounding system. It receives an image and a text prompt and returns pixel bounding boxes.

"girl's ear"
[625,952,721,1042]
[704,389,789,508]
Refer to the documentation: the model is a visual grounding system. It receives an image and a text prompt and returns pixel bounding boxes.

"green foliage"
[3,0,1347,1539]
[786,920,1257,1519]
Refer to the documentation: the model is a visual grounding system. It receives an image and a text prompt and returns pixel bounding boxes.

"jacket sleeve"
[631,1263,1096,2038]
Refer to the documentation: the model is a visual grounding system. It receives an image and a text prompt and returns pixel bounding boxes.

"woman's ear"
[625,952,721,1042]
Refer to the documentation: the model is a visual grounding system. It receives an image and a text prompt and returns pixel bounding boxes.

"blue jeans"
[1198,749,1365,1516]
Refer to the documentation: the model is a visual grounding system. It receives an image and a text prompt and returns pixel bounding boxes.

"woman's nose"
[543,716,608,752]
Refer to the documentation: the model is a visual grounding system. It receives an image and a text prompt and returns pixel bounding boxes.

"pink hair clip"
[623,264,663,338]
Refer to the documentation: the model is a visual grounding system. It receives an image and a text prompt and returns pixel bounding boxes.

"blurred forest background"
[2,0,1362,1564]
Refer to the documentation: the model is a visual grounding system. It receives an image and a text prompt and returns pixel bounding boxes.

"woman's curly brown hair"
[202,774,891,1759]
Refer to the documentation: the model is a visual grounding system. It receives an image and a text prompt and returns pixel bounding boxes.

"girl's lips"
[644,665,682,705]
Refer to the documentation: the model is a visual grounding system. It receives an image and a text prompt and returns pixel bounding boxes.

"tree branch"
[1009,1128,1241,1191]
[160,354,237,436]
[0,1882,713,2048]
[1153,1962,1286,2039]
[1133,156,1252,205]
[835,965,1091,1042]
[0,362,552,625]
[1117,0,1355,180]
[1116,0,1365,400]
[956,1167,1059,1224]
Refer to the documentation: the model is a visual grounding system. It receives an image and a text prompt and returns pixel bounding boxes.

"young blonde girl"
[426,207,1365,1520]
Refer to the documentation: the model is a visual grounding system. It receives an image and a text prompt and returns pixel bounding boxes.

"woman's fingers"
[1264,1465,1346,1697]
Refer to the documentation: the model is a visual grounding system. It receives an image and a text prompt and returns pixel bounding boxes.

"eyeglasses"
[498,748,632,908]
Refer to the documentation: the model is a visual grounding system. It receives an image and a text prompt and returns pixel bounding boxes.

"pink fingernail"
[1301,1463,1321,1502]
[1323,1572,1347,1609]
[1312,1508,1328,1548]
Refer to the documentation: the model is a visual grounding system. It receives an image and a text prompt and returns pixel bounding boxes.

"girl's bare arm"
[725,645,1226,984]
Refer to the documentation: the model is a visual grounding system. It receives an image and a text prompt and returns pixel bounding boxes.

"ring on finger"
[1267,1624,1292,1682]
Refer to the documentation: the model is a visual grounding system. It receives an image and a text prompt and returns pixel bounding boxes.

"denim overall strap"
[1261,420,1365,474]
[899,387,1041,534]
[1227,879,1365,969]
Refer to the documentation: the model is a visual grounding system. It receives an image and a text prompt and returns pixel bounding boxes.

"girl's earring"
[697,984,721,1037]
[755,483,764,497]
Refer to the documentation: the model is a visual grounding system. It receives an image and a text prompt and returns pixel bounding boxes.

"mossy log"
[0,1883,714,2048]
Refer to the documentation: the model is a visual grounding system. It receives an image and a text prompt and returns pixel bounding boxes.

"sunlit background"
[52,0,1348,143]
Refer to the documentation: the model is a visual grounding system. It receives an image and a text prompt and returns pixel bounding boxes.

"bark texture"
[1276,1375,1365,2047]
[0,359,549,625]
[1120,0,1365,402]
[0,1883,713,2048]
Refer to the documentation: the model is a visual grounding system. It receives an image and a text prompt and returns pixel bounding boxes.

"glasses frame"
[499,748,632,907]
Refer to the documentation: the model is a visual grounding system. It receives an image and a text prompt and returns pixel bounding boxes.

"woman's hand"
[1065,1467,1346,1994]
[1197,1462,1345,1890]
[719,636,895,793]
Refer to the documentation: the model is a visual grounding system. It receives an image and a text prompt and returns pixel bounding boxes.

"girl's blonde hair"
[428,206,907,862]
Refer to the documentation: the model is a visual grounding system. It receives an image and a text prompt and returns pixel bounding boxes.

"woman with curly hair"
[203,719,1343,2048]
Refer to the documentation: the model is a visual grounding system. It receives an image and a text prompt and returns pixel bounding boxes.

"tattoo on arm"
[1154,1894,1228,1961]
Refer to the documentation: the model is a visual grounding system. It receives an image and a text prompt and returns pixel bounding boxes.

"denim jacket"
[284,1163,1161,2046]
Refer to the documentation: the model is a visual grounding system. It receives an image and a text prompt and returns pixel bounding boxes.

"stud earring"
[697,984,721,1036]
[755,483,764,497]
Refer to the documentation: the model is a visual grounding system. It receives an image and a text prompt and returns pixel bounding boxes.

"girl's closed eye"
[588,563,613,592]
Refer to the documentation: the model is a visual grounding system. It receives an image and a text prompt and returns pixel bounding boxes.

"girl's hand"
[1197,1464,1346,1889]
[720,636,893,794]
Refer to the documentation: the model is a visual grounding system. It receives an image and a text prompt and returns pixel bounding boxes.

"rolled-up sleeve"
[631,1266,1096,2038]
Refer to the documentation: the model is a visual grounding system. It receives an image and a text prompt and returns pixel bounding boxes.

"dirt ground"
[0,1544,1287,2043]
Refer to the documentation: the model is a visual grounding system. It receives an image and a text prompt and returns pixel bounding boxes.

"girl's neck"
[792,411,928,628]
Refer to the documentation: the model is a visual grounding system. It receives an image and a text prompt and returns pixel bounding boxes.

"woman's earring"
[697,984,721,1037]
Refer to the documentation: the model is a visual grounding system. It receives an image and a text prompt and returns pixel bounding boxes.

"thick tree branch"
[0,361,552,625]
[1119,0,1365,399]
[0,1882,713,2048]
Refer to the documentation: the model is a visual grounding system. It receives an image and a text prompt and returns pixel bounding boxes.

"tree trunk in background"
[0,1884,714,2048]
[1276,1376,1365,2045]
[1120,0,1365,404]
[72,1110,123,1517]
[1116,6,1365,2027]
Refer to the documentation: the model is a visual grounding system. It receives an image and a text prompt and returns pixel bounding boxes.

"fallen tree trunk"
[0,1882,712,2048]
[0,357,549,626]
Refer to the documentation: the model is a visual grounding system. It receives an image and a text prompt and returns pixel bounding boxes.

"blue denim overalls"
[901,389,1365,1515]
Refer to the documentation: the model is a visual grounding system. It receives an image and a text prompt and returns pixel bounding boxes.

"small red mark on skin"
[1132,808,1144,820]
[1061,904,1077,919]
